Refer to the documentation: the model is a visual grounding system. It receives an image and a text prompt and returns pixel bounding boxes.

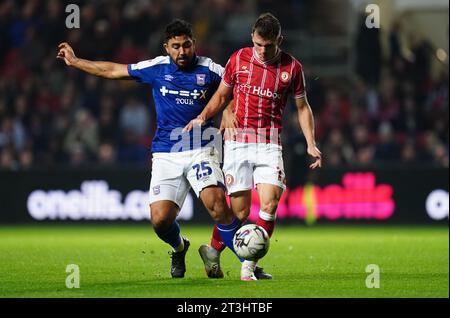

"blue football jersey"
[127,55,224,153]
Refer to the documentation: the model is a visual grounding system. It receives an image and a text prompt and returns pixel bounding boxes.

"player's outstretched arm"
[183,82,233,132]
[295,96,322,169]
[56,42,131,79]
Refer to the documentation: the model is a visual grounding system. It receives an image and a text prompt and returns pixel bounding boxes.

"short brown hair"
[252,13,281,40]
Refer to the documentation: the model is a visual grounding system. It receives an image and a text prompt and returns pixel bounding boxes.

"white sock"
[259,210,276,221]
[173,236,185,252]
[242,260,257,269]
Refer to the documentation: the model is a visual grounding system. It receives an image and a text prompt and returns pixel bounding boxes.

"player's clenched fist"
[56,42,77,66]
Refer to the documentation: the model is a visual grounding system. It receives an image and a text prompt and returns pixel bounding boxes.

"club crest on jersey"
[225,174,234,186]
[196,74,206,86]
[280,71,290,83]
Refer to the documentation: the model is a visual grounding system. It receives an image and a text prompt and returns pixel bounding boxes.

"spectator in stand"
[374,121,401,163]
[63,108,99,162]
[0,1,447,169]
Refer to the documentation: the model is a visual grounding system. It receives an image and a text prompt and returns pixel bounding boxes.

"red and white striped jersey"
[222,47,306,144]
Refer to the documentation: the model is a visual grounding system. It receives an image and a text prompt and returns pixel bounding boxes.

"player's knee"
[260,199,279,215]
[205,195,232,224]
[151,217,172,231]
[150,208,171,230]
[215,207,234,224]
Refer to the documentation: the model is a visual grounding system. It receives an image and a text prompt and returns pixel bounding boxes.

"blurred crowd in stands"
[0,0,448,172]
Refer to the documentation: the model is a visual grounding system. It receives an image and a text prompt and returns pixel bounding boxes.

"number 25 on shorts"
[192,161,212,180]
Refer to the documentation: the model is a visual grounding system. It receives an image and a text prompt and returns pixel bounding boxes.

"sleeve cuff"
[294,93,306,99]
[222,79,233,87]
[127,64,133,77]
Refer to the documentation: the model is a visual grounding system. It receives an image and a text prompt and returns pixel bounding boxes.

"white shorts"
[223,141,286,194]
[149,147,225,208]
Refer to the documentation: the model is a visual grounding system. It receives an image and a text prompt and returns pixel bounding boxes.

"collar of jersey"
[252,47,281,65]
[169,54,199,71]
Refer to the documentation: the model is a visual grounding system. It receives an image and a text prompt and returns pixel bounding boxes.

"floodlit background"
[0,0,448,298]
[0,0,448,170]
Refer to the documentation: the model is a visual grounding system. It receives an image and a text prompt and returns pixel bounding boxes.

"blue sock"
[217,218,244,262]
[154,221,182,250]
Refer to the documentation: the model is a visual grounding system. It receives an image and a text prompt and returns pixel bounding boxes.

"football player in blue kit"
[57,20,242,279]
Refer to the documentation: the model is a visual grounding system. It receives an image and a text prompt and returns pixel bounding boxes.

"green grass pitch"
[0,225,448,298]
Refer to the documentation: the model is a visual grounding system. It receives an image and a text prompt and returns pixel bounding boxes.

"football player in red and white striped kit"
[184,13,322,281]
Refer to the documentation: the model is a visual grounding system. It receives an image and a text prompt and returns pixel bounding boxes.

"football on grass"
[233,224,270,261]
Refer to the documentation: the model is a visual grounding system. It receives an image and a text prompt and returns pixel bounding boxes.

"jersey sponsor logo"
[175,98,194,105]
[164,74,174,81]
[196,74,206,86]
[252,86,282,100]
[280,71,290,83]
[237,84,282,100]
[159,86,207,103]
[153,185,160,195]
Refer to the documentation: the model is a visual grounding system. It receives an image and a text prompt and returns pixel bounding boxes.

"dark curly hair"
[164,19,193,42]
